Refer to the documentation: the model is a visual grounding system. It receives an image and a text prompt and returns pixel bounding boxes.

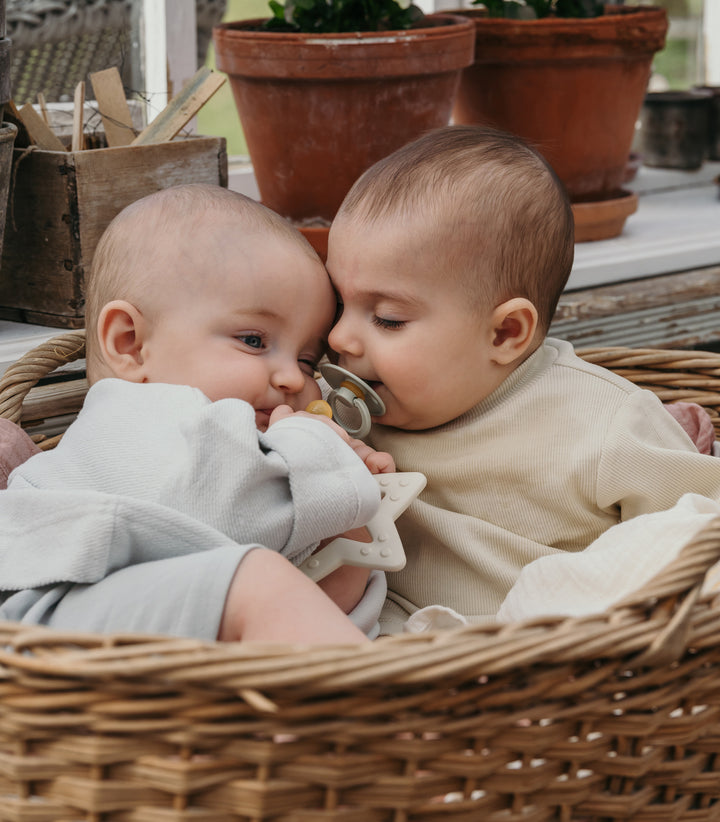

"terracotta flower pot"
[299,226,329,262]
[213,14,475,224]
[452,6,668,202]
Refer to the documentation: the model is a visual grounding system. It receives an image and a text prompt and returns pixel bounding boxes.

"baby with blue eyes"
[1,183,394,646]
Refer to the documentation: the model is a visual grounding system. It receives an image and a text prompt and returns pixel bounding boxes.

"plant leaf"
[262,0,425,32]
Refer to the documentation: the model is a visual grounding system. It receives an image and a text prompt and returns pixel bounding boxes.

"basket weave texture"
[3,333,720,821]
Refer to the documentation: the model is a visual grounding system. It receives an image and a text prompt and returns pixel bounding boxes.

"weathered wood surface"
[0,136,228,327]
[552,266,720,350]
[0,149,82,325]
[74,138,228,267]
[71,81,85,152]
[131,67,225,147]
[17,102,65,151]
[36,92,49,125]
[89,68,135,148]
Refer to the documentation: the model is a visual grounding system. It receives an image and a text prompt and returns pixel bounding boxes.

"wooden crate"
[0,135,228,328]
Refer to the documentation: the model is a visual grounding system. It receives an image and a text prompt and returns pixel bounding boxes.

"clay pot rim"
[214,12,474,43]
[466,4,666,29]
[467,5,667,52]
[214,12,476,78]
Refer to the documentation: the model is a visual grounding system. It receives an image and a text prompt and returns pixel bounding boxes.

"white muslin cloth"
[497,493,720,622]
[401,493,720,633]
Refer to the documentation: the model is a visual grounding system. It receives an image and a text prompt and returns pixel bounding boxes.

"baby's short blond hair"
[336,125,575,333]
[84,184,315,381]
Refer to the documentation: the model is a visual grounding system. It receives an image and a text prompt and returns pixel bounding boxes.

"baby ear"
[490,297,539,365]
[96,300,148,382]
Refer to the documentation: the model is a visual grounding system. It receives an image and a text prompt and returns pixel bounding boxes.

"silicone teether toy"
[317,363,386,439]
[299,472,427,581]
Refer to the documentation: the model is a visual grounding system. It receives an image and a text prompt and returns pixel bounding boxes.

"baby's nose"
[328,316,359,356]
[272,363,306,394]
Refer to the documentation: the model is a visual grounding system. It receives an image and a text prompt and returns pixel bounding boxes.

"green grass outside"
[196,0,269,156]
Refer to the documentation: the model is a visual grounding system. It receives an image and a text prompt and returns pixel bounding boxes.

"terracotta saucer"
[571,190,639,243]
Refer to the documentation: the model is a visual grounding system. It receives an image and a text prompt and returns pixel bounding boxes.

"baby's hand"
[267,404,297,426]
[268,405,396,474]
[346,437,395,474]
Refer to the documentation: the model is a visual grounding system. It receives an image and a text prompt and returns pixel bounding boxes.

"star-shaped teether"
[299,472,427,582]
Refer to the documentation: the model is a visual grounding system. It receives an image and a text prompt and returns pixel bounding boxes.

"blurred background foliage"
[197,0,266,154]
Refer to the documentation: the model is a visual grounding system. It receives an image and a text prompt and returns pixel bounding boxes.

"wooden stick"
[5,100,32,147]
[130,67,225,147]
[17,103,66,151]
[37,92,49,125]
[89,67,135,147]
[71,81,85,152]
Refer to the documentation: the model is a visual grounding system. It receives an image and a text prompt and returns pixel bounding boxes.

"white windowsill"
[568,161,720,291]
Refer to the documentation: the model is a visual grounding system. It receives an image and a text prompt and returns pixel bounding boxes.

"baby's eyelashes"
[372,316,406,330]
[298,358,318,377]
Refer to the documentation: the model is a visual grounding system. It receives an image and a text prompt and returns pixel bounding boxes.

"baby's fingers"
[347,438,395,474]
[268,405,295,426]
[364,450,396,474]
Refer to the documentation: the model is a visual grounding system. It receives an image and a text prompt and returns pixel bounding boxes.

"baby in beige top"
[325,124,720,634]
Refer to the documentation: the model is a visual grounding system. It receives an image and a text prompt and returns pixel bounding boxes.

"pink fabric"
[665,402,716,455]
[0,418,41,489]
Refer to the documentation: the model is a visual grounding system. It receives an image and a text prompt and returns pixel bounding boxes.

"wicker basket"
[3,332,720,821]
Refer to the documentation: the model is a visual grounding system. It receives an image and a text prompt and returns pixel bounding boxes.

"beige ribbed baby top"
[370,338,720,635]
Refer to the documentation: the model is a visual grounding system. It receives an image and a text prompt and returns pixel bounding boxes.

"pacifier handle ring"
[330,390,372,439]
[319,363,386,438]
[319,364,386,416]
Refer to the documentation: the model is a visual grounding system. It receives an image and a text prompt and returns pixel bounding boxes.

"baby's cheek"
[293,377,323,411]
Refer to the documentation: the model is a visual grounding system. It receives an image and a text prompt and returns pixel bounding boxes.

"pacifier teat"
[316,363,385,439]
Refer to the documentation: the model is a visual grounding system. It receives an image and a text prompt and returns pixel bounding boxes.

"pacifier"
[305,364,385,439]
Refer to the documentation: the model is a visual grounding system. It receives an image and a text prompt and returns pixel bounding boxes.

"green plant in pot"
[452,0,668,240]
[263,0,425,32]
[479,0,603,19]
[212,0,475,255]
